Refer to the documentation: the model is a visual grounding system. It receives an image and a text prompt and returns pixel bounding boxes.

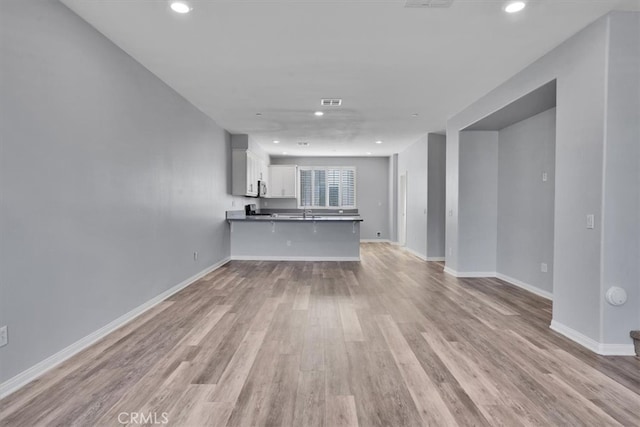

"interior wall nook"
[445,12,640,355]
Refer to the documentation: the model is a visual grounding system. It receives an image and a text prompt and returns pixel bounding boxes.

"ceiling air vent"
[297,142,310,147]
[405,0,453,8]
[320,98,342,107]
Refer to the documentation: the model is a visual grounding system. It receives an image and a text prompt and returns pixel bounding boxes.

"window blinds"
[298,166,356,208]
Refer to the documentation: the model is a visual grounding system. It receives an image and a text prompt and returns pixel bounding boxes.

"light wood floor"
[1,243,639,426]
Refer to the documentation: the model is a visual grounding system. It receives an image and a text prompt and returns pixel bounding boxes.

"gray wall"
[389,154,399,243]
[446,12,639,347]
[0,0,242,383]
[497,109,556,294]
[600,12,640,344]
[397,134,446,260]
[268,157,390,241]
[458,131,498,273]
[427,134,446,259]
[397,136,428,257]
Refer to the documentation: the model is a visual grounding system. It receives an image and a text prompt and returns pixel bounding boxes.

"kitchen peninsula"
[227,210,363,261]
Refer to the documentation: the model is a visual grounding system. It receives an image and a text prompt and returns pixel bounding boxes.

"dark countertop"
[227,215,363,222]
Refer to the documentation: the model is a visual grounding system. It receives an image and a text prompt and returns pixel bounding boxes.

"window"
[298,166,356,208]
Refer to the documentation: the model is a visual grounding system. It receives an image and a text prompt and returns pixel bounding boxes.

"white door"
[399,173,407,246]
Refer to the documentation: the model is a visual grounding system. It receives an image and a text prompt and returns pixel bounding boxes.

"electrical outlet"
[193,251,198,261]
[542,172,548,182]
[586,214,595,229]
[0,325,7,348]
[541,263,548,273]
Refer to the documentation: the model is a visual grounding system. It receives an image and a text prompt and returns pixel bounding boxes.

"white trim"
[360,239,391,243]
[550,320,636,356]
[443,266,458,276]
[453,271,497,278]
[495,273,553,300]
[599,15,611,347]
[400,246,427,261]
[0,258,230,400]
[230,255,360,262]
[599,343,637,356]
[426,257,445,262]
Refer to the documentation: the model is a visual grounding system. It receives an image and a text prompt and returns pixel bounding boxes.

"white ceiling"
[60,0,640,157]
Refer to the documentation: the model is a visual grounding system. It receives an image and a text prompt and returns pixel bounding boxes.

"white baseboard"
[230,255,360,261]
[550,320,636,356]
[495,273,553,300]
[599,343,637,356]
[444,269,553,301]
[426,257,445,262]
[0,257,230,400]
[444,267,495,278]
[400,246,427,261]
[443,266,457,277]
[454,271,497,278]
[360,239,391,243]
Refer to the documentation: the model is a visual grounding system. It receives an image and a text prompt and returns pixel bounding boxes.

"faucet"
[303,209,313,219]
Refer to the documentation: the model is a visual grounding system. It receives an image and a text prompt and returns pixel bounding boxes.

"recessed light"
[375,140,383,144]
[314,111,324,117]
[170,1,191,14]
[273,140,280,144]
[504,1,526,13]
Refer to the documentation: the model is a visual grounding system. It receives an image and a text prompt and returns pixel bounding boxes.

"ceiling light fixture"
[170,1,191,14]
[273,140,280,144]
[314,111,324,117]
[375,140,383,144]
[504,1,526,13]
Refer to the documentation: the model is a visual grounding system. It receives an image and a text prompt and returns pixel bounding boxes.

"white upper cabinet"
[232,149,261,197]
[269,165,297,198]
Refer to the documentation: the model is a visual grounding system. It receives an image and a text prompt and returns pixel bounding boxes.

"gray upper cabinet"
[268,165,297,198]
